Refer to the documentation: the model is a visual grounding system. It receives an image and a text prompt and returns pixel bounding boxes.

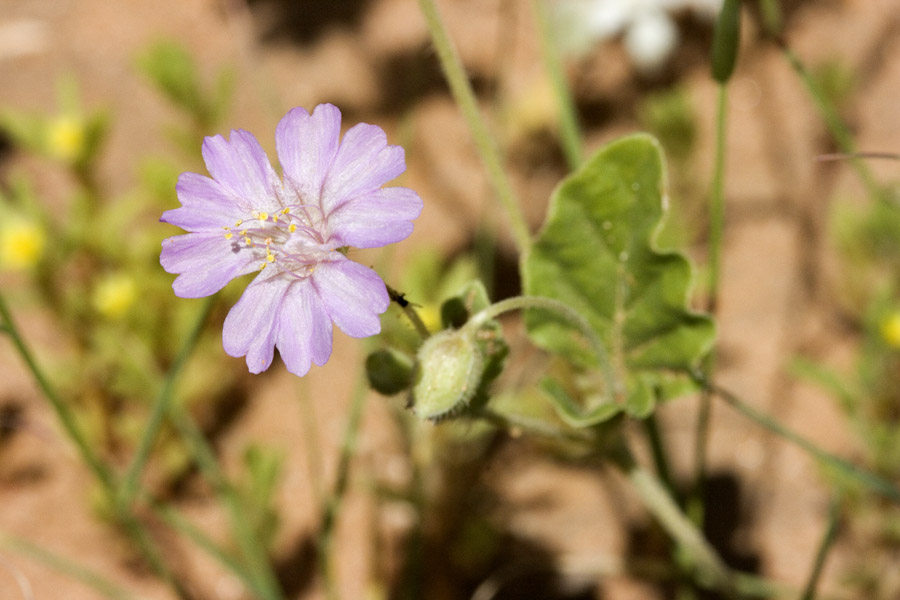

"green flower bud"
[439,296,469,329]
[366,348,415,395]
[411,329,485,421]
[711,0,741,83]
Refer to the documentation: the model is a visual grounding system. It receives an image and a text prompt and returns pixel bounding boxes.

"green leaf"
[523,134,714,422]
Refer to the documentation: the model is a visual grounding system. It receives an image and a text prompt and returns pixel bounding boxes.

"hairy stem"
[531,0,583,169]
[417,0,532,252]
[610,444,736,596]
[707,381,900,503]
[119,296,215,507]
[0,290,113,490]
[780,43,880,199]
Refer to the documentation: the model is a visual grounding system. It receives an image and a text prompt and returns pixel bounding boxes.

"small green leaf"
[523,134,714,422]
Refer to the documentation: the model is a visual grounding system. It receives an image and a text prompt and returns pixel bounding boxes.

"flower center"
[223,204,334,278]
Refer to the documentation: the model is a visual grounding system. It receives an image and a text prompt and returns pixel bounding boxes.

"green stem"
[800,494,841,600]
[119,296,215,507]
[758,0,783,36]
[0,290,114,491]
[151,500,258,594]
[166,403,284,600]
[0,282,189,599]
[643,412,674,494]
[708,382,900,503]
[692,81,729,530]
[688,391,712,529]
[318,374,369,600]
[417,0,532,252]
[610,444,736,595]
[116,514,193,600]
[1,535,135,600]
[466,295,620,402]
[780,44,880,198]
[531,0,583,170]
[707,83,728,314]
[387,284,430,340]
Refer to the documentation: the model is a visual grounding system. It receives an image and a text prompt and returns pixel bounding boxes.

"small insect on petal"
[159,104,423,377]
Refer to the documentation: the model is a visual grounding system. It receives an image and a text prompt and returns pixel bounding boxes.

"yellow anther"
[266,253,275,263]
[244,236,253,246]
[288,223,297,233]
[264,237,272,246]
[259,262,267,271]
[258,212,269,221]
[281,208,290,215]
[234,219,243,227]
[224,232,233,240]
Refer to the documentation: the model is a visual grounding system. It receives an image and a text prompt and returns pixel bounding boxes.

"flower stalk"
[417,0,532,252]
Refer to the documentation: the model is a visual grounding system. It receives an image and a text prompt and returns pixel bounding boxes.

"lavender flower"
[160,104,422,376]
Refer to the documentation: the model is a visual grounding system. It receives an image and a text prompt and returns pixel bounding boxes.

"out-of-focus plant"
[0,41,276,598]
[792,295,900,599]
[0,181,46,273]
[0,77,108,185]
[548,0,722,75]
[811,57,857,118]
[637,86,704,251]
[0,72,242,480]
[136,38,235,144]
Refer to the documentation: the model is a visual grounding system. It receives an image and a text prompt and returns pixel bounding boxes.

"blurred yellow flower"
[0,217,45,270]
[418,303,442,334]
[879,312,900,348]
[92,272,138,319]
[47,114,85,162]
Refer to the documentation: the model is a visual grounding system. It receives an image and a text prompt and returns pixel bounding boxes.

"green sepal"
[366,348,415,396]
[411,280,509,422]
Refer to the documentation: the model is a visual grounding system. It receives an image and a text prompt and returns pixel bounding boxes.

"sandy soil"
[2,0,900,598]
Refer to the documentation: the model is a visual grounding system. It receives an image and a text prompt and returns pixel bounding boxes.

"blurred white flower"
[624,8,679,73]
[550,0,723,74]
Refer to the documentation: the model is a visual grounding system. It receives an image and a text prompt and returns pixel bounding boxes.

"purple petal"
[312,258,389,338]
[160,232,258,298]
[202,129,281,214]
[276,104,341,205]
[161,172,246,231]
[222,275,291,373]
[320,123,406,214]
[274,281,334,376]
[327,186,422,248]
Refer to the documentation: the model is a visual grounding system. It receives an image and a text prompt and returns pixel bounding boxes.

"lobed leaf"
[523,134,714,423]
